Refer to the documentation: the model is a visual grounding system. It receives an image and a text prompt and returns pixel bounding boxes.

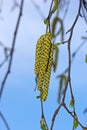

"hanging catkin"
[34,32,54,101]
[37,32,52,91]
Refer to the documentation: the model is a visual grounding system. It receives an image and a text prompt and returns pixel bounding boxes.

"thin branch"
[50,103,62,130]
[0,41,11,68]
[63,103,87,129]
[56,38,87,78]
[0,54,10,68]
[41,100,49,130]
[31,0,45,19]
[72,39,87,58]
[0,112,10,130]
[63,0,82,102]
[0,0,24,100]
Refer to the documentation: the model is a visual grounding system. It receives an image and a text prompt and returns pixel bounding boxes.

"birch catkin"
[37,32,52,90]
[34,32,54,101]
[34,35,45,75]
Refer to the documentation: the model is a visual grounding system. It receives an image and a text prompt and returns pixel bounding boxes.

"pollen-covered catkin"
[34,35,45,75]
[39,32,52,72]
[37,32,52,91]
[42,44,54,101]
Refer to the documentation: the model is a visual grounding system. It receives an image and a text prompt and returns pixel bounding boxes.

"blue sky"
[0,0,87,130]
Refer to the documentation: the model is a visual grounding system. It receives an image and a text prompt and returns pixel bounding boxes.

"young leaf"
[44,19,49,26]
[52,16,64,41]
[40,118,47,130]
[73,119,78,129]
[57,75,67,104]
[58,77,63,103]
[85,54,87,63]
[36,92,42,100]
[70,98,74,107]
[52,45,59,72]
[52,4,58,13]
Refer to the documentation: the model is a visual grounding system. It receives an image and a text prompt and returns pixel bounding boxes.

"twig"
[0,54,10,68]
[31,0,45,19]
[50,103,62,130]
[46,0,54,32]
[56,38,87,78]
[63,103,87,129]
[0,0,24,100]
[41,100,49,130]
[0,112,10,130]
[0,43,11,68]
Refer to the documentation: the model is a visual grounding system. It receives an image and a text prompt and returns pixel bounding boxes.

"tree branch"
[0,0,24,100]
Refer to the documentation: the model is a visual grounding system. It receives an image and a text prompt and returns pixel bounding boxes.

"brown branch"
[0,0,24,100]
[63,0,82,102]
[63,103,87,129]
[50,1,83,130]
[50,102,87,130]
[50,103,62,130]
[56,38,87,79]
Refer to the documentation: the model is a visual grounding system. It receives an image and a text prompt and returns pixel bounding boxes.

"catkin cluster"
[34,32,54,101]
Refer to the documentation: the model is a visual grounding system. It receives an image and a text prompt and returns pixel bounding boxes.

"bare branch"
[0,0,24,100]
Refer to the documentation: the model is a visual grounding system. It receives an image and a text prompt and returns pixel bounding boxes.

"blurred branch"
[82,0,87,23]
[0,54,10,68]
[11,0,20,11]
[62,0,70,20]
[31,0,45,19]
[0,112,10,130]
[72,38,87,59]
[0,40,11,68]
[56,37,87,78]
[0,0,24,100]
[0,0,3,13]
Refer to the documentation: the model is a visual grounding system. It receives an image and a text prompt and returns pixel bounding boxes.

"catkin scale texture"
[37,33,52,91]
[42,45,54,101]
[34,35,45,75]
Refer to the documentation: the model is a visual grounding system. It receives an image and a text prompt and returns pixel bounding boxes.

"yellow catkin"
[42,44,54,101]
[34,35,45,75]
[37,32,52,91]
